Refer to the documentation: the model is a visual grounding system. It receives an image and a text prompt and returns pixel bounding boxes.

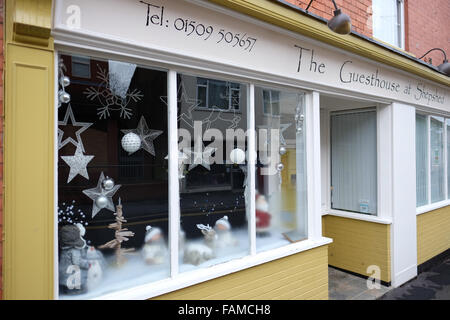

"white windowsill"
[91,236,332,300]
[322,209,392,225]
[416,200,450,215]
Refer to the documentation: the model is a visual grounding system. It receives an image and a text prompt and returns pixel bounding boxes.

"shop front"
[3,0,449,299]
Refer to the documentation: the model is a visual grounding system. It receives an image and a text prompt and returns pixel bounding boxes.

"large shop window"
[416,114,448,208]
[330,109,377,215]
[57,53,308,299]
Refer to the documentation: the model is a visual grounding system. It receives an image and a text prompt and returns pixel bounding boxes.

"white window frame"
[53,45,330,300]
[372,0,405,50]
[416,112,450,215]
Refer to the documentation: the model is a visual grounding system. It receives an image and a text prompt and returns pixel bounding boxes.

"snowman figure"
[142,226,167,265]
[214,216,238,248]
[85,246,105,291]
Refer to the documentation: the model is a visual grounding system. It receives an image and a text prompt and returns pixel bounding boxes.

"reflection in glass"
[430,116,444,203]
[177,73,249,272]
[255,86,307,252]
[416,114,428,207]
[57,54,168,299]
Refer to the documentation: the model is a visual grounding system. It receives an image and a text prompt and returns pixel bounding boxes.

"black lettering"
[340,60,352,83]
[295,45,310,73]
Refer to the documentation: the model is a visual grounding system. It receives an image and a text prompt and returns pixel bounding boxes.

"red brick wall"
[284,0,373,37]
[284,0,450,70]
[0,0,3,301]
[405,0,450,67]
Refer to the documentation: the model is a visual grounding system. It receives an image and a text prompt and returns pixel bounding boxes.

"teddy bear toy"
[58,223,90,295]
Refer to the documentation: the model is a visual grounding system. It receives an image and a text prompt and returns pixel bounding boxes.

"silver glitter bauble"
[60,76,71,87]
[296,127,303,133]
[279,146,287,155]
[121,132,141,154]
[277,163,284,171]
[102,177,115,191]
[59,91,71,104]
[95,195,109,209]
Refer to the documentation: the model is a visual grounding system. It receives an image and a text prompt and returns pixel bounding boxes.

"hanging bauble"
[102,177,115,191]
[60,76,71,87]
[279,146,287,155]
[59,90,71,104]
[121,132,142,154]
[296,127,303,133]
[276,163,284,172]
[230,148,246,164]
[95,195,109,209]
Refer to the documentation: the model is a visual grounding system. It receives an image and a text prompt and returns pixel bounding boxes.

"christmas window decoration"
[57,53,308,299]
[254,86,308,251]
[58,53,169,299]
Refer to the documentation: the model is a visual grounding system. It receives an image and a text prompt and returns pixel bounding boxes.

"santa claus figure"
[255,193,271,236]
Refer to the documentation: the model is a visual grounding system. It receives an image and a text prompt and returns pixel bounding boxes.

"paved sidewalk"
[379,256,450,300]
[329,267,391,300]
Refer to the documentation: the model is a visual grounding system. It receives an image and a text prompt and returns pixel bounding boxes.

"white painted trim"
[392,264,417,288]
[247,84,257,256]
[93,236,332,300]
[167,70,180,278]
[416,199,450,215]
[54,50,60,300]
[322,210,392,225]
[306,92,322,240]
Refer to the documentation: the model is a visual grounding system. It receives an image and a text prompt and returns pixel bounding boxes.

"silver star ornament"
[183,143,217,171]
[58,104,93,153]
[61,145,95,183]
[121,116,163,156]
[82,172,121,218]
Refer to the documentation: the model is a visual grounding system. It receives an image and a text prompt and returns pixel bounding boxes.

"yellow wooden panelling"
[322,215,391,283]
[208,0,450,87]
[417,206,450,265]
[153,245,329,300]
[4,0,55,299]
[13,0,52,45]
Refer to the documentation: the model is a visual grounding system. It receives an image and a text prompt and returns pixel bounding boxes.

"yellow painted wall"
[153,245,329,300]
[322,215,391,283]
[417,206,450,265]
[3,0,55,299]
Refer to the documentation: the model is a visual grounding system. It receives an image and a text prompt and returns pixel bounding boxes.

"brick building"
[0,0,449,300]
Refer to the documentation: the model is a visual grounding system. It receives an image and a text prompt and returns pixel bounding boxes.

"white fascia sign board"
[54,0,449,112]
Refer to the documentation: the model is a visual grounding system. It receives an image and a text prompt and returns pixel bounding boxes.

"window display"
[176,73,249,272]
[57,53,169,299]
[255,86,307,252]
[57,54,310,299]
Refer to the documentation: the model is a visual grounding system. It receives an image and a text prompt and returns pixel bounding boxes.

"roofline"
[207,0,450,87]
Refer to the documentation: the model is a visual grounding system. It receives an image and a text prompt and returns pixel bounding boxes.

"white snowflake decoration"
[84,64,143,119]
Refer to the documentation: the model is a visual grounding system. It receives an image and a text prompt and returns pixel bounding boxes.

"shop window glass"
[416,114,429,207]
[196,77,240,110]
[57,53,168,299]
[255,86,307,252]
[71,55,91,79]
[330,110,377,215]
[177,73,249,272]
[447,119,450,199]
[430,116,445,203]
